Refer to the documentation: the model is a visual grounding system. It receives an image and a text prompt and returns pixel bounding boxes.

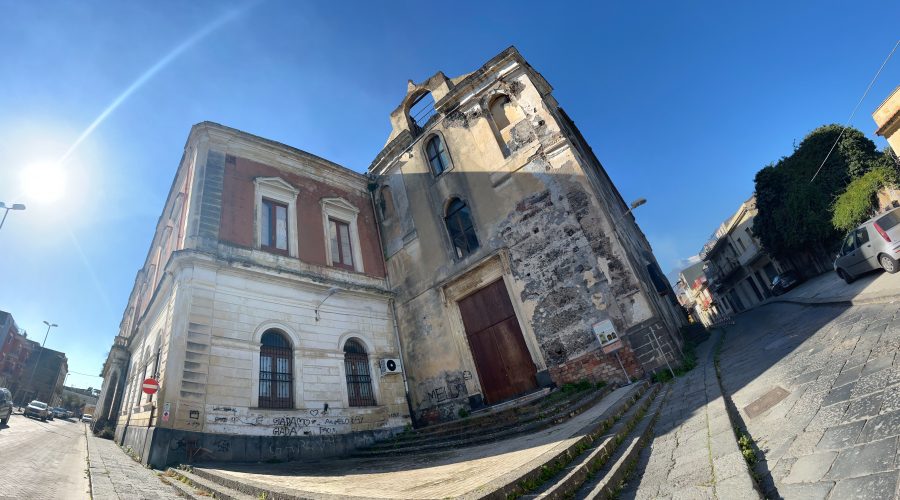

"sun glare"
[21,163,67,203]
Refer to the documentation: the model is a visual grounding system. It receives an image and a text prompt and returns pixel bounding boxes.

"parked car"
[0,388,12,425]
[834,207,900,284]
[81,413,92,423]
[771,271,802,296]
[24,400,50,421]
[51,407,67,419]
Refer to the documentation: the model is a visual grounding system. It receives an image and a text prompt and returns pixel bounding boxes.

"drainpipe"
[367,179,415,423]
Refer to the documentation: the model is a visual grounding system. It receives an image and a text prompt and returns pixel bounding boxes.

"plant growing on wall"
[832,166,899,232]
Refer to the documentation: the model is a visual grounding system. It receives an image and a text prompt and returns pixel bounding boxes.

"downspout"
[367,178,415,424]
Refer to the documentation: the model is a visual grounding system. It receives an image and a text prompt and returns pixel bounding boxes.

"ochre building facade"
[95,47,685,466]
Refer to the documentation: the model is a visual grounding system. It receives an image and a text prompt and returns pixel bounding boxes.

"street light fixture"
[613,198,647,225]
[21,321,58,403]
[0,201,26,231]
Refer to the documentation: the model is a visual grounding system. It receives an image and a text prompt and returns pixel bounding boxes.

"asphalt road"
[0,413,90,499]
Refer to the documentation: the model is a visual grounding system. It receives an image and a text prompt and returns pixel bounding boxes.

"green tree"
[753,125,883,261]
[832,167,898,232]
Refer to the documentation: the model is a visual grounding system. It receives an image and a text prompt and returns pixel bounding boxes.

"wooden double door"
[458,279,538,404]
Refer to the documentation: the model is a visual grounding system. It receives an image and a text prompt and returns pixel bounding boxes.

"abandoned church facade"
[95,47,685,466]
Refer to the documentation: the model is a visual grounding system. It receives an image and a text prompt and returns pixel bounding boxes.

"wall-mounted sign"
[141,378,160,395]
[592,319,618,346]
[162,402,170,423]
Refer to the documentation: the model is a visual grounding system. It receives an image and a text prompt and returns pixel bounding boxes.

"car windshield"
[30,401,47,409]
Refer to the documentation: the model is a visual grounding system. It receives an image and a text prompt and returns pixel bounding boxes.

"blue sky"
[1,1,898,390]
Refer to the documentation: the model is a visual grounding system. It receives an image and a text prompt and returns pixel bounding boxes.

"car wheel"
[880,254,899,274]
[838,268,855,284]
[41,417,46,422]
[1,416,8,425]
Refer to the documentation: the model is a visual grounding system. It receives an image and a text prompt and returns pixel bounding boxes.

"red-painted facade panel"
[218,155,385,278]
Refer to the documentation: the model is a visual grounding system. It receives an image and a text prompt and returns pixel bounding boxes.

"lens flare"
[21,163,67,203]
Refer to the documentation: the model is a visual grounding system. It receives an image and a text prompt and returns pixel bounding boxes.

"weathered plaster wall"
[373,52,682,424]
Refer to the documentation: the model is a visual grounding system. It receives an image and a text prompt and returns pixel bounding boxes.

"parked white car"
[81,414,92,423]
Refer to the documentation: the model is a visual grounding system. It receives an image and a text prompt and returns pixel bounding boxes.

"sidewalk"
[85,430,183,499]
[769,269,900,306]
[620,330,760,499]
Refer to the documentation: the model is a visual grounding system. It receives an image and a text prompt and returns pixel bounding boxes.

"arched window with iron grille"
[344,339,376,407]
[259,330,293,409]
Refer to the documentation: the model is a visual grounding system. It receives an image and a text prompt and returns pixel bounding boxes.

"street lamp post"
[0,202,26,231]
[22,321,58,403]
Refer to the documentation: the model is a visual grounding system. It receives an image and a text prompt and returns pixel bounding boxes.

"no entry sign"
[142,378,160,394]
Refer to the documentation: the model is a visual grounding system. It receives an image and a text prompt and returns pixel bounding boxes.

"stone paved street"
[620,330,759,499]
[86,430,183,499]
[0,412,90,499]
[721,301,900,499]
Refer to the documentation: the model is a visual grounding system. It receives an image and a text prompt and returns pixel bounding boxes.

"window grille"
[259,330,293,409]
[344,339,375,407]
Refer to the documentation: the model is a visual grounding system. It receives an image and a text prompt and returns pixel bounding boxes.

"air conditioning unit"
[379,358,402,375]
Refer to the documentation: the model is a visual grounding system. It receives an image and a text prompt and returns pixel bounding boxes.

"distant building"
[0,311,33,397]
[18,342,67,406]
[701,196,791,315]
[675,261,718,326]
[62,385,99,415]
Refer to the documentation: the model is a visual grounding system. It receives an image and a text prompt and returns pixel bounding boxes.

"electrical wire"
[810,39,900,183]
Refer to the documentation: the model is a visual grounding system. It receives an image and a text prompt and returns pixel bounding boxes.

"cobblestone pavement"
[620,330,759,500]
[86,430,183,499]
[768,268,900,306]
[721,301,900,499]
[0,413,90,499]
[193,385,638,499]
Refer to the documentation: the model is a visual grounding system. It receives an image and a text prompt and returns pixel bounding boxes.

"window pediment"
[255,176,299,196]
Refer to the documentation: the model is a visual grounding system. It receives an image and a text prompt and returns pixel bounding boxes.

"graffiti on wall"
[204,406,399,437]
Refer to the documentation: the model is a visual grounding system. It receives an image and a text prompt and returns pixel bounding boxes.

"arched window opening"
[489,95,525,155]
[259,330,293,409]
[425,135,451,176]
[344,339,376,407]
[445,198,479,259]
[408,92,436,134]
[378,186,395,220]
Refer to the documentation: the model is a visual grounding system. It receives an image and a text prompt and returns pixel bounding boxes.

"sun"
[21,163,67,203]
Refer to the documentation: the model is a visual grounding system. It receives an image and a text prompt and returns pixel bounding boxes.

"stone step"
[519,383,662,500]
[166,467,257,500]
[573,383,670,499]
[353,385,619,458]
[364,385,613,452]
[389,385,602,444]
[475,381,650,499]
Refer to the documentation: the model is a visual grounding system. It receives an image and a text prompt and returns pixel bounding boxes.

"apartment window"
[321,198,364,272]
[328,218,354,270]
[344,339,376,407]
[261,199,289,252]
[259,330,293,409]
[425,135,451,176]
[255,177,299,257]
[445,198,479,259]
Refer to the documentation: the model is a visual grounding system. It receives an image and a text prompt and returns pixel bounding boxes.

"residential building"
[96,47,686,467]
[701,196,789,315]
[0,311,31,393]
[874,85,900,154]
[675,261,718,326]
[18,342,67,406]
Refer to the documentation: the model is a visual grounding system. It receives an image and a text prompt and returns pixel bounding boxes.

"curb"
[764,292,900,308]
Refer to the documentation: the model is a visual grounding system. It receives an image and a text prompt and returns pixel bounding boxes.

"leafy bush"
[832,166,898,232]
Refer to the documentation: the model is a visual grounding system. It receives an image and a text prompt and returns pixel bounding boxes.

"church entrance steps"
[176,382,651,499]
[357,383,614,456]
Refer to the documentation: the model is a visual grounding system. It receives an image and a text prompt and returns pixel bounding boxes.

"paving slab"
[719,301,900,499]
[86,432,182,499]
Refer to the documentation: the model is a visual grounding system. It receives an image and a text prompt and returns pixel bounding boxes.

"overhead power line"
[810,39,900,183]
